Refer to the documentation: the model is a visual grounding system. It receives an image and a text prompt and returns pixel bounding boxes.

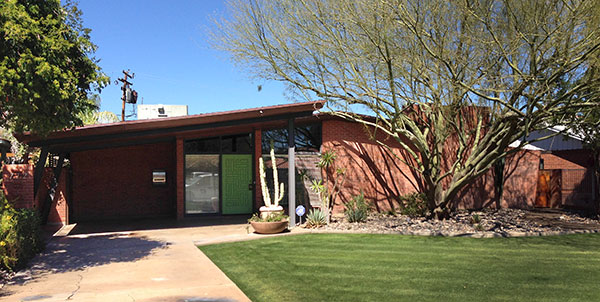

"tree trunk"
[427,182,450,219]
[594,150,600,214]
[493,158,505,209]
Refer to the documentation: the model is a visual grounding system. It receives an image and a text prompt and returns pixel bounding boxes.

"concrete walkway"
[1,217,263,302]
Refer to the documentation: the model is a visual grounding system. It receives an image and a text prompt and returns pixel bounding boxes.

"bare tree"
[564,64,600,211]
[213,0,600,218]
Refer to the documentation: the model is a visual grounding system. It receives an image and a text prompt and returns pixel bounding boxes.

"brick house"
[9,101,597,225]
[509,127,597,209]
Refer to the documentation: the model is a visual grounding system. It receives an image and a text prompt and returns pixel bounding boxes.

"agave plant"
[305,208,327,228]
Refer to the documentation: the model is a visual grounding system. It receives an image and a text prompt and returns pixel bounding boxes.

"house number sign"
[295,205,305,217]
[296,205,306,226]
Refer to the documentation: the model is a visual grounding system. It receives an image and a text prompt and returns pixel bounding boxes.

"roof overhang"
[17,101,324,153]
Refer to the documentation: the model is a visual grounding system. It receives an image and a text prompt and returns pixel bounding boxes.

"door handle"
[248,183,253,191]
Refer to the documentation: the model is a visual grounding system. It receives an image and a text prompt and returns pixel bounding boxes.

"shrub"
[399,193,429,218]
[344,193,370,223]
[305,208,327,228]
[0,197,43,273]
[248,212,289,223]
[470,214,481,224]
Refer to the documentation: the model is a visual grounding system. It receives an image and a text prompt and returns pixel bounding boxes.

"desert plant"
[344,193,370,223]
[248,212,289,223]
[305,208,327,228]
[259,140,284,209]
[385,210,397,216]
[214,0,600,219]
[470,214,481,224]
[399,193,429,218]
[309,150,346,223]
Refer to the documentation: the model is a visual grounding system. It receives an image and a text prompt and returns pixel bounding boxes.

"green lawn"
[199,233,600,302]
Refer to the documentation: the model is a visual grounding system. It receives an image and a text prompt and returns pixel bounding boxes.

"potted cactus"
[249,141,288,234]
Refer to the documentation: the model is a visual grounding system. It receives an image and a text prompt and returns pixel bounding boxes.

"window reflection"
[262,123,322,154]
[185,154,219,214]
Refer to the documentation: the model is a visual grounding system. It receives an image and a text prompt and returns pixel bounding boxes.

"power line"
[116,70,138,121]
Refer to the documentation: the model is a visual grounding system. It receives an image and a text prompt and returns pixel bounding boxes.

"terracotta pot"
[250,220,288,234]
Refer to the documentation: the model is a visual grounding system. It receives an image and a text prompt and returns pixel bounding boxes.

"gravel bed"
[312,208,600,237]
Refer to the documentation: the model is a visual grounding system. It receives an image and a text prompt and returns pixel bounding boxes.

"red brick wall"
[71,141,176,222]
[453,170,495,209]
[501,150,541,208]
[2,164,34,209]
[322,119,421,213]
[47,169,68,225]
[541,150,594,170]
[322,119,541,212]
[454,150,542,209]
[3,164,74,225]
[36,168,69,225]
[540,150,595,209]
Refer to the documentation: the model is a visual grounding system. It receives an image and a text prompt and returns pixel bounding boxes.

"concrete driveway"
[1,217,254,302]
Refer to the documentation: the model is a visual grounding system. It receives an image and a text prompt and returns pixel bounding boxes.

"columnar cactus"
[259,141,285,207]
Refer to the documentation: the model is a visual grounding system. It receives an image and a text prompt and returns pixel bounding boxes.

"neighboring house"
[138,104,188,119]
[8,102,597,225]
[509,126,596,210]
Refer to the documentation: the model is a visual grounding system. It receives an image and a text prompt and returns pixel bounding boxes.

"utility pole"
[117,70,135,121]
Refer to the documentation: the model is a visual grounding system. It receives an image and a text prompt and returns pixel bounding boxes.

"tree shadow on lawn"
[5,232,168,287]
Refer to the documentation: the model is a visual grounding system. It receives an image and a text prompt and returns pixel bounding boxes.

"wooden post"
[288,118,296,227]
[41,153,64,224]
[118,70,134,121]
[33,147,48,197]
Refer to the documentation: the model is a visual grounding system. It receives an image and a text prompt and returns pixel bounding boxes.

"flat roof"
[18,101,325,150]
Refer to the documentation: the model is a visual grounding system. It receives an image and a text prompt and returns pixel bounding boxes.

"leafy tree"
[0,127,27,162]
[214,0,600,218]
[0,0,109,135]
[77,94,120,126]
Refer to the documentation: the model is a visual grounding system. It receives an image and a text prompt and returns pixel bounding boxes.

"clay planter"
[250,220,288,234]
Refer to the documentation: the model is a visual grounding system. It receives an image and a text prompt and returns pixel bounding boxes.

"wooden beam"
[29,111,314,148]
[47,136,174,154]
[33,148,48,197]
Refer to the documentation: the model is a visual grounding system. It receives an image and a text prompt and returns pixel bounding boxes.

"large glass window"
[184,133,253,215]
[185,154,220,214]
[260,123,322,207]
[184,137,220,154]
[221,134,252,153]
[261,123,322,154]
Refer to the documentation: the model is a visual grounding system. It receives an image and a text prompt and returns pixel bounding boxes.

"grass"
[199,233,600,302]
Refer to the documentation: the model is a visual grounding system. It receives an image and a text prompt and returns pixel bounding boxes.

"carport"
[18,101,324,225]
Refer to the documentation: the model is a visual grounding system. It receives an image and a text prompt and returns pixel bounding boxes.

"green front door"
[221,154,253,214]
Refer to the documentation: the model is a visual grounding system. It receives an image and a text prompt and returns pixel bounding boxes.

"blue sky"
[77,1,289,118]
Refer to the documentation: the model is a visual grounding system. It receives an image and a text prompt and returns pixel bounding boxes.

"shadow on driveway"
[68,215,251,236]
[7,233,167,286]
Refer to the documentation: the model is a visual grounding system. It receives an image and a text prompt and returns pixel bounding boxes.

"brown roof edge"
[17,101,325,145]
